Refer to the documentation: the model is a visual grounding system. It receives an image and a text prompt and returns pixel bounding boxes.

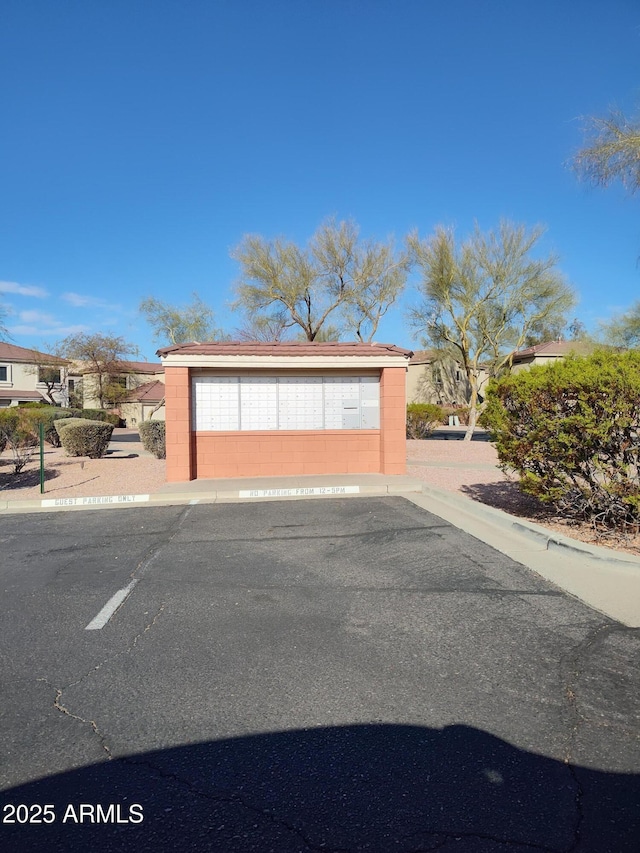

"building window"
[455,369,463,382]
[38,366,61,385]
[432,365,442,386]
[0,365,7,382]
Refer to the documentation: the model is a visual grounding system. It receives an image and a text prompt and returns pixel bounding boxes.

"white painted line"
[42,494,150,508]
[239,486,361,499]
[85,579,139,631]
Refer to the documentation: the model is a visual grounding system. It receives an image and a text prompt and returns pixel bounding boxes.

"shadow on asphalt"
[2,723,638,851]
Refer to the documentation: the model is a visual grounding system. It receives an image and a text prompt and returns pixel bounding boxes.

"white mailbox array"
[193,375,380,431]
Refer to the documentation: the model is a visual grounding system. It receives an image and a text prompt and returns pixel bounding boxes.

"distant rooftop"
[511,340,595,361]
[0,342,68,364]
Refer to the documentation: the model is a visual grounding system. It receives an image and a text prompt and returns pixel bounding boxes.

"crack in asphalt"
[119,755,351,853]
[559,621,640,853]
[126,504,194,583]
[39,602,166,761]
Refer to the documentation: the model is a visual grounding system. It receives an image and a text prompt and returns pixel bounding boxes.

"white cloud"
[62,292,121,310]
[8,323,90,337]
[18,310,59,325]
[0,280,48,298]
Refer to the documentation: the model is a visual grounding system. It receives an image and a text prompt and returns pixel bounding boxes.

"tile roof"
[409,349,439,364]
[75,360,163,375]
[119,360,164,373]
[122,380,165,403]
[0,388,47,401]
[511,340,595,361]
[157,341,413,358]
[0,342,69,364]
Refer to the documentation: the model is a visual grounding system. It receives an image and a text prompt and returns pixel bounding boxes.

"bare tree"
[56,333,139,409]
[139,292,227,346]
[23,350,70,405]
[408,221,576,440]
[572,109,640,195]
[232,218,409,341]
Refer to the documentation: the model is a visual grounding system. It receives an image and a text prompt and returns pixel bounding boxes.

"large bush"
[406,403,444,439]
[481,350,640,528]
[0,409,38,473]
[19,407,75,447]
[55,417,114,458]
[138,420,166,459]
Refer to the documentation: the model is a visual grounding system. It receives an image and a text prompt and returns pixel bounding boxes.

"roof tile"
[157,341,413,358]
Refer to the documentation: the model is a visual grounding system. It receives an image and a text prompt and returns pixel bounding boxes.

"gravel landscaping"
[0,429,166,502]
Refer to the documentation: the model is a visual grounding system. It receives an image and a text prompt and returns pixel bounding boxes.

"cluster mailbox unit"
[158,341,413,482]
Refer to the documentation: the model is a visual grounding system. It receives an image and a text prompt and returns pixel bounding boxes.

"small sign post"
[39,421,45,494]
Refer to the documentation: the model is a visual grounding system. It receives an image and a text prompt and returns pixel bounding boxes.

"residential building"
[77,360,164,415]
[406,350,490,406]
[509,340,596,373]
[0,342,71,407]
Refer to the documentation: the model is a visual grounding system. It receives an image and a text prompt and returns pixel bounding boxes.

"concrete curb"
[417,482,640,570]
[0,477,424,515]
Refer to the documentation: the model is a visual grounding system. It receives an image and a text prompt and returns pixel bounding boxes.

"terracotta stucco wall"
[380,366,406,474]
[193,430,381,478]
[165,367,192,482]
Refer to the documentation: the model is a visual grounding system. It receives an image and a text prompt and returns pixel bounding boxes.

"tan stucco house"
[158,340,412,482]
[510,340,596,373]
[118,379,165,426]
[406,349,491,406]
[0,343,71,407]
[78,360,165,421]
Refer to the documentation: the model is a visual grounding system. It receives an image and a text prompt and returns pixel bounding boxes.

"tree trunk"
[463,376,478,441]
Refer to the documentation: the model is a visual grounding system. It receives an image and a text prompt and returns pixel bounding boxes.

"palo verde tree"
[232,218,410,342]
[55,332,139,409]
[139,292,227,346]
[572,108,640,196]
[407,221,576,440]
[599,300,640,349]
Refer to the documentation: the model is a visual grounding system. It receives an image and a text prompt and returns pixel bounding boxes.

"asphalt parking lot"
[1,497,639,852]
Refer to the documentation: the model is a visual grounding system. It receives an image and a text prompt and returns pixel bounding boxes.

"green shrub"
[78,408,122,426]
[481,350,640,528]
[19,407,76,447]
[406,403,444,439]
[138,420,166,459]
[0,409,38,473]
[55,417,114,458]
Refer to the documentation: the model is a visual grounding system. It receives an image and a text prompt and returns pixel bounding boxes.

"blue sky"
[1,0,639,361]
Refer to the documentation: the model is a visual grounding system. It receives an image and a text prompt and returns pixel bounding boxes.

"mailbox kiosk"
[159,341,412,482]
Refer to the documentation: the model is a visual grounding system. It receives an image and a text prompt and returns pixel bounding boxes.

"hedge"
[138,420,165,459]
[481,349,640,529]
[406,403,444,439]
[55,417,114,459]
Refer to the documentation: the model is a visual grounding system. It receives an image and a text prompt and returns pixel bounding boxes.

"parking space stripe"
[85,579,139,630]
